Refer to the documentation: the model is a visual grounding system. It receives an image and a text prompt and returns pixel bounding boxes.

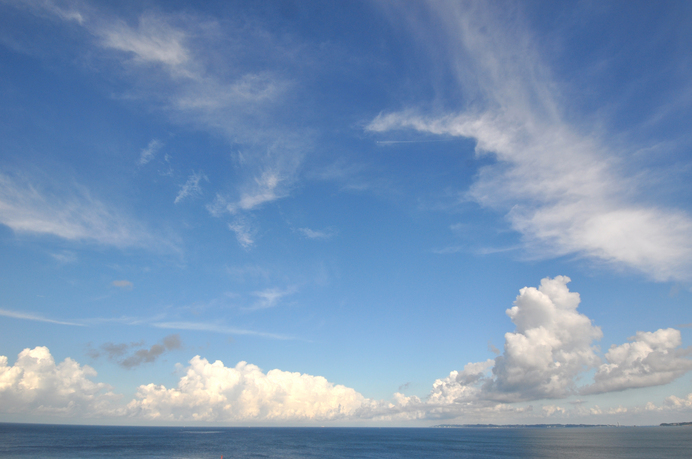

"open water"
[0,423,690,458]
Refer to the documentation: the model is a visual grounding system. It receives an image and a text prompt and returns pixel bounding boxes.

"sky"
[0,0,691,426]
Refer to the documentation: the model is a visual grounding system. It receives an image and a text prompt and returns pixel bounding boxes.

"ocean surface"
[0,423,690,458]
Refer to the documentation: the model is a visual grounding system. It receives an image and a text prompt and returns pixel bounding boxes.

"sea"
[0,423,690,458]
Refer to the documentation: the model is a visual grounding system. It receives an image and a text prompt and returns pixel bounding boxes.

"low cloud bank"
[0,346,122,417]
[2,277,691,423]
[127,357,364,422]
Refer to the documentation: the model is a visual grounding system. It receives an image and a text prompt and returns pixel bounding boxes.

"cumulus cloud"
[174,171,207,204]
[584,328,692,394]
[0,346,121,417]
[428,360,494,405]
[423,276,691,411]
[88,334,182,369]
[663,393,692,411]
[542,405,566,417]
[367,2,692,282]
[578,392,692,419]
[4,280,691,424]
[138,139,162,165]
[126,356,365,422]
[428,277,603,404]
[486,276,603,401]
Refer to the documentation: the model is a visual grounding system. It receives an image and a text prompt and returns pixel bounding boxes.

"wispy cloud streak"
[175,171,207,204]
[248,287,296,311]
[0,307,84,326]
[138,139,162,165]
[0,172,164,249]
[298,227,335,240]
[152,321,294,340]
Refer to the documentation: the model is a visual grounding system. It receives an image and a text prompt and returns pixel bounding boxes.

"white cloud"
[87,9,306,216]
[663,393,692,410]
[99,13,189,67]
[417,276,691,413]
[233,171,282,212]
[367,3,692,282]
[542,405,566,417]
[0,346,121,417]
[126,356,365,422]
[584,328,692,394]
[298,227,334,240]
[217,137,307,216]
[487,276,603,401]
[428,360,494,405]
[228,219,254,249]
[580,392,692,419]
[174,171,207,204]
[1,347,366,423]
[6,0,85,24]
[250,287,295,311]
[7,0,311,247]
[138,139,162,165]
[429,276,603,404]
[4,331,689,424]
[0,172,158,248]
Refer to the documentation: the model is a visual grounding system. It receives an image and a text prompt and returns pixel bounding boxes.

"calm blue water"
[0,423,690,458]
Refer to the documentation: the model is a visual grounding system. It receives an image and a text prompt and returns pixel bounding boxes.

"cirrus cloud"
[0,172,162,249]
[367,2,692,282]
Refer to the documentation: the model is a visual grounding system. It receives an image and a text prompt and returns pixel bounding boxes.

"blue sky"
[0,0,691,426]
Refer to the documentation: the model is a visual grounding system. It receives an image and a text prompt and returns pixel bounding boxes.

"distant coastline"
[432,422,692,428]
[433,424,624,428]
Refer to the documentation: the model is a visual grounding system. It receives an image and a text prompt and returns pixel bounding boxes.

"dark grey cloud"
[87,334,182,369]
